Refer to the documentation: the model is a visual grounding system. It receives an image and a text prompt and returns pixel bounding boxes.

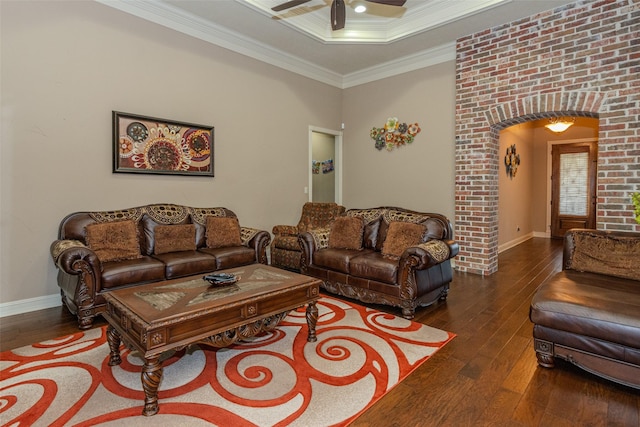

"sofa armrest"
[51,239,101,276]
[241,227,271,264]
[50,240,103,329]
[403,239,458,270]
[272,224,298,236]
[299,228,331,272]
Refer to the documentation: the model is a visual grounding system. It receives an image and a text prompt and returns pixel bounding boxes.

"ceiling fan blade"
[331,0,346,30]
[365,0,407,6]
[271,0,312,12]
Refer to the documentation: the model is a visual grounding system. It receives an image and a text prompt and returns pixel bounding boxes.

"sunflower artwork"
[370,117,421,151]
[113,111,214,177]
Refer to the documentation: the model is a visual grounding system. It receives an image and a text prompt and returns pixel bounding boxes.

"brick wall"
[455,0,639,275]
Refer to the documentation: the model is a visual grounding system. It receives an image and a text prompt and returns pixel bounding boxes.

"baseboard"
[533,231,550,238]
[0,294,61,318]
[498,232,535,253]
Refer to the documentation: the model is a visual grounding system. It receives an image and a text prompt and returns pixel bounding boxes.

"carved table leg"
[106,325,122,366]
[142,356,163,416]
[306,301,318,342]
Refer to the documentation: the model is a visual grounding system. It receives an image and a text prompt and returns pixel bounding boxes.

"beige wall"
[498,123,535,248]
[2,2,460,310]
[342,62,456,218]
[0,1,343,305]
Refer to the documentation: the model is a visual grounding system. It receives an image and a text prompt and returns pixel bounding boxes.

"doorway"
[498,118,599,251]
[550,140,598,238]
[308,126,342,204]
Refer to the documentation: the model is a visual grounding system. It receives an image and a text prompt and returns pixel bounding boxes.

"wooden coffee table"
[102,264,320,416]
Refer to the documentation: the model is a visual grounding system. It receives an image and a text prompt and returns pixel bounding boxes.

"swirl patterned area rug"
[0,296,454,426]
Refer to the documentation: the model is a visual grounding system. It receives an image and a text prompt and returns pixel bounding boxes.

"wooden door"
[550,142,597,238]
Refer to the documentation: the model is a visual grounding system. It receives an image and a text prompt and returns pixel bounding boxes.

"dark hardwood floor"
[1,237,638,426]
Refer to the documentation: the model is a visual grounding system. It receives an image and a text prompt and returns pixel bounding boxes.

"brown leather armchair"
[271,202,345,271]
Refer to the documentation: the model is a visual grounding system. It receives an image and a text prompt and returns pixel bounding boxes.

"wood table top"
[103,264,316,326]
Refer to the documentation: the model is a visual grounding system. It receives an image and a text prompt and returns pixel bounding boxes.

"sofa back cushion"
[566,229,640,281]
[206,216,242,248]
[297,202,346,233]
[58,207,146,242]
[328,216,364,250]
[381,221,427,258]
[377,209,450,251]
[190,207,237,247]
[85,220,142,262]
[342,207,452,253]
[154,224,197,254]
[345,208,384,249]
[140,206,192,255]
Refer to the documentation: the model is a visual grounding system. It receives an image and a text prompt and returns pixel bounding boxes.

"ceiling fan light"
[354,2,367,13]
[545,117,575,133]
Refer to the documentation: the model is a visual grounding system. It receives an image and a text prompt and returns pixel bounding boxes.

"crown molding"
[342,41,455,88]
[96,0,455,88]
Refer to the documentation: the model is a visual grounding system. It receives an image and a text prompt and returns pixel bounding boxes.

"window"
[559,152,588,216]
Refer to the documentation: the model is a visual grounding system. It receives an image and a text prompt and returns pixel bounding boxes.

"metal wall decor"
[504,144,520,178]
[370,117,421,151]
[113,111,214,176]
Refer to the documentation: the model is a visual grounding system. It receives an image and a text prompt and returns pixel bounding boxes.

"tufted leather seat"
[530,229,640,389]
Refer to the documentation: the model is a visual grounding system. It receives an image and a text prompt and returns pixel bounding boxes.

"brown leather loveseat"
[51,203,270,329]
[299,206,458,319]
[530,229,640,389]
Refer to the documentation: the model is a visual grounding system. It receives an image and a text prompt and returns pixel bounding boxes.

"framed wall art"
[113,111,214,177]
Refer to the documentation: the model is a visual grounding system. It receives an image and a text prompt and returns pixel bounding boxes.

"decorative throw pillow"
[381,221,427,258]
[154,224,196,254]
[85,220,141,262]
[206,216,242,248]
[328,216,364,250]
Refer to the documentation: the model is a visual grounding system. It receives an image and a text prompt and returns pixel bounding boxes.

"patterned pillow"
[329,216,364,250]
[154,224,196,254]
[206,216,242,248]
[85,220,142,262]
[381,221,427,258]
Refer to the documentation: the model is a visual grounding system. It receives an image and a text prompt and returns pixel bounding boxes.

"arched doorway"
[497,117,599,252]
[455,91,605,275]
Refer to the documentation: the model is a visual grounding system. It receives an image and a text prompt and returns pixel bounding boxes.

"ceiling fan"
[271,0,407,31]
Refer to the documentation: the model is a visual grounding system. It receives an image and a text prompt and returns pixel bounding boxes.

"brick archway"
[455,91,605,275]
[454,1,639,276]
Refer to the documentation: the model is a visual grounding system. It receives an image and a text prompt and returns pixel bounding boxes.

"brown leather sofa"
[51,203,270,329]
[530,229,640,389]
[271,202,345,271]
[299,207,458,319]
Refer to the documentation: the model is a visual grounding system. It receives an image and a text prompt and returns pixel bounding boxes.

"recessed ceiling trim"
[386,0,511,41]
[96,0,456,88]
[242,0,511,44]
